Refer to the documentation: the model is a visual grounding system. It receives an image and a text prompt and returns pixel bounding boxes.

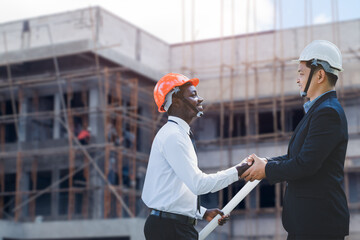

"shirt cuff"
[196,206,207,219]
[224,167,239,182]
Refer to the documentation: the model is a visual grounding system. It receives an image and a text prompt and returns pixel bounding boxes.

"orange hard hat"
[154,73,199,112]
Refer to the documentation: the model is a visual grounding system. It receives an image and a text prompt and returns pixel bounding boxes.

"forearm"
[266,154,320,182]
[172,163,239,195]
[205,167,239,193]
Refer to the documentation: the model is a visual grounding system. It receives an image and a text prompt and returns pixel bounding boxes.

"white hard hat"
[294,40,343,75]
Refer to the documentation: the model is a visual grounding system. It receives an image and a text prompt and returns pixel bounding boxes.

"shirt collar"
[168,116,191,134]
[303,90,335,113]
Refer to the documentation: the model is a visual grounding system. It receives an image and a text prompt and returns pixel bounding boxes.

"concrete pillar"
[248,112,257,135]
[18,98,28,142]
[90,166,103,219]
[89,88,105,143]
[19,169,30,219]
[51,166,59,219]
[53,94,61,139]
[89,88,104,218]
[89,89,100,139]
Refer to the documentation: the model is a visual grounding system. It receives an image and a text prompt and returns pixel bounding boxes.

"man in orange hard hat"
[142,73,249,240]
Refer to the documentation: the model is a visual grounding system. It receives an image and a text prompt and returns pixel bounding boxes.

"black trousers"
[144,215,198,240]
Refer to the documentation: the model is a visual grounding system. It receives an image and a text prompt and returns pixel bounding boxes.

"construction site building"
[0,6,359,240]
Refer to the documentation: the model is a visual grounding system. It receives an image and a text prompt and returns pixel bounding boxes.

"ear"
[317,69,326,83]
[171,95,181,107]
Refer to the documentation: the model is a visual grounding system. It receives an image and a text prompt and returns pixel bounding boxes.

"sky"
[0,0,360,43]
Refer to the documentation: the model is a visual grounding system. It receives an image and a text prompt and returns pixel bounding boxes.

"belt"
[150,209,197,226]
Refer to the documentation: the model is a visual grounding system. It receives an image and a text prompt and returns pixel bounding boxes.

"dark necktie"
[189,130,197,152]
[168,120,201,214]
[189,130,201,214]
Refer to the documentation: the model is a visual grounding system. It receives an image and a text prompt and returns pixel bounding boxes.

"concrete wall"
[0,220,25,240]
[0,218,145,240]
[346,103,360,134]
[0,9,93,53]
[1,8,358,89]
[170,19,360,103]
[0,7,169,80]
[1,215,358,240]
[98,9,169,79]
[0,8,94,65]
[198,141,288,170]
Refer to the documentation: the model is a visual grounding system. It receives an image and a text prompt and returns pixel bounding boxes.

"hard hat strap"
[175,93,204,117]
[181,96,204,117]
[301,60,317,98]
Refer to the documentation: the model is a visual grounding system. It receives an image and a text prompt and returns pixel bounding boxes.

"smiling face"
[168,83,204,123]
[181,84,204,117]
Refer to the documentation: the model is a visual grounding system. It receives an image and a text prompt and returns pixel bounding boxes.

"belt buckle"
[150,209,160,216]
[193,219,197,226]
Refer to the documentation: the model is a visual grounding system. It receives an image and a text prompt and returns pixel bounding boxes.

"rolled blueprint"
[198,180,261,240]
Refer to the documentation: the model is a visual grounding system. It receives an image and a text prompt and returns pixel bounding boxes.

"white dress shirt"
[142,116,239,219]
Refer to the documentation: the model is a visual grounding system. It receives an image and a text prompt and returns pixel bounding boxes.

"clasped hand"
[239,154,267,182]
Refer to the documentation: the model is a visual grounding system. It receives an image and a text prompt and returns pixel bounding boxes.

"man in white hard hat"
[241,40,350,239]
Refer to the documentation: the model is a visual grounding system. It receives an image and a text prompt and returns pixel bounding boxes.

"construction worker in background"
[241,40,350,239]
[77,126,91,145]
[142,73,249,240]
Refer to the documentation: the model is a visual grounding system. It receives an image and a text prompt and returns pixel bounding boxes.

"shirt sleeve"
[267,154,288,162]
[162,132,239,195]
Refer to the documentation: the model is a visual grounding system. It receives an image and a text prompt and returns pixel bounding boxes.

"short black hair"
[305,61,338,87]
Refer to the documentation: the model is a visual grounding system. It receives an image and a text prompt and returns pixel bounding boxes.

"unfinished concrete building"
[0,6,359,240]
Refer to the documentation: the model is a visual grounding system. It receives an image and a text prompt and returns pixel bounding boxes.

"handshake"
[235,154,268,182]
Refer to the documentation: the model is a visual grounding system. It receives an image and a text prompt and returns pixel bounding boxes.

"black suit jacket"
[265,91,349,237]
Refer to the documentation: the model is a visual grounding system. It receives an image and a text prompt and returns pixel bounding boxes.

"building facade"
[0,6,359,240]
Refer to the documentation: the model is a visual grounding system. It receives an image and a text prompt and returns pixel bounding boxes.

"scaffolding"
[0,1,360,239]
[0,7,160,222]
[0,72,158,221]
